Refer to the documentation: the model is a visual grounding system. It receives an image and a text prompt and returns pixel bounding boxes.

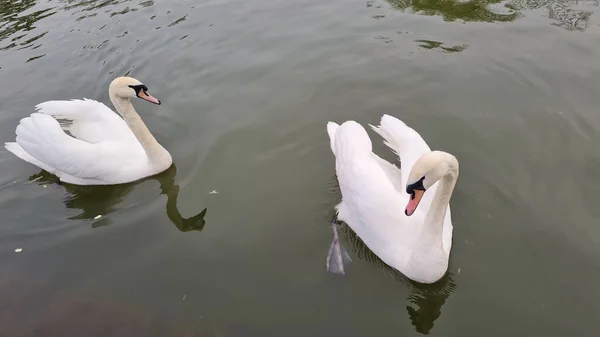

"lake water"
[1,0,600,336]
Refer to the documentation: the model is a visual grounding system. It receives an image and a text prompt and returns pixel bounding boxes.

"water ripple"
[110,6,138,17]
[508,0,599,31]
[64,0,130,13]
[0,0,200,66]
[139,0,154,8]
[168,14,187,27]
[415,39,468,53]
[0,2,56,49]
[25,54,45,63]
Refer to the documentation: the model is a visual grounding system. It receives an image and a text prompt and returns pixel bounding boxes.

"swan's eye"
[406,176,426,195]
[128,84,148,95]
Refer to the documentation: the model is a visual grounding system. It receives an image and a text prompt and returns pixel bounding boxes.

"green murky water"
[1,0,599,336]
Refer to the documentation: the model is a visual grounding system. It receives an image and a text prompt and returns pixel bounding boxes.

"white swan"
[326,114,459,284]
[4,77,172,185]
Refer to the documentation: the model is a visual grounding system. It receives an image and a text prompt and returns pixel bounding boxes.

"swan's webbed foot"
[326,220,352,275]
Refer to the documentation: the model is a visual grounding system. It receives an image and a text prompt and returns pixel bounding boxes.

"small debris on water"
[15,248,22,252]
[458,268,461,274]
[183,294,187,300]
[209,190,218,194]
[43,185,47,188]
[94,215,102,220]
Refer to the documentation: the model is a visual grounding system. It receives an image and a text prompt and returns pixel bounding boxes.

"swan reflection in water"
[339,222,457,334]
[26,164,207,232]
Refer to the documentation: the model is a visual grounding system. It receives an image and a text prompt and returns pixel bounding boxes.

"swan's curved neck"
[421,160,458,248]
[110,95,170,165]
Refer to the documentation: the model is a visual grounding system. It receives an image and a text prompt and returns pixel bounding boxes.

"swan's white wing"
[35,99,133,144]
[369,114,431,188]
[14,113,143,184]
[326,122,339,154]
[328,121,403,193]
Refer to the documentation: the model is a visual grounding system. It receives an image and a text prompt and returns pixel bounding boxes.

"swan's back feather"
[371,153,403,194]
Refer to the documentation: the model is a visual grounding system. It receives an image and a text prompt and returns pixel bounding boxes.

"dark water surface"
[1,0,600,336]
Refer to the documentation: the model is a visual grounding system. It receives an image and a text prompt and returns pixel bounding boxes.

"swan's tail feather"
[4,141,56,175]
[14,113,68,172]
[326,221,352,275]
[326,122,339,155]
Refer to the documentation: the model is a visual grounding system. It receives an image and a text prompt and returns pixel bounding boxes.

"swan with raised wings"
[326,114,459,284]
[5,77,172,185]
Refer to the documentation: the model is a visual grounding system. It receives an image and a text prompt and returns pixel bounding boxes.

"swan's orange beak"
[405,190,424,216]
[138,90,161,105]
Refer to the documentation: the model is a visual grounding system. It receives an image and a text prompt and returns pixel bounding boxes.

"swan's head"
[405,151,458,216]
[109,76,161,105]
